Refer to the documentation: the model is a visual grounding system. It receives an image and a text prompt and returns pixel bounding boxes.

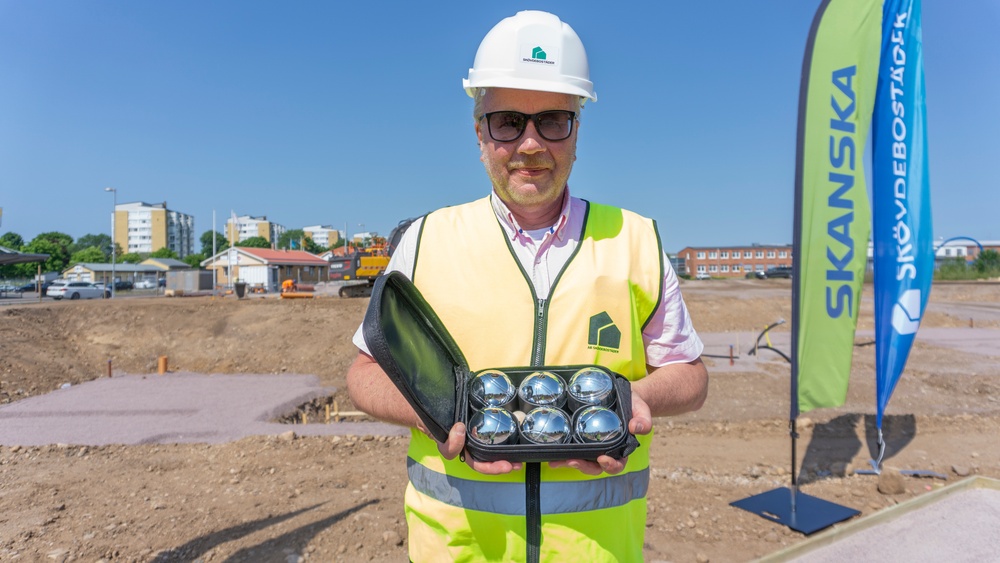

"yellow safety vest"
[407,195,663,562]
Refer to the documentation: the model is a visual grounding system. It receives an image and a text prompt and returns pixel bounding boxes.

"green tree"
[974,249,1000,274]
[200,230,228,255]
[182,253,205,269]
[16,232,73,275]
[1,232,27,277]
[14,238,69,277]
[69,246,106,264]
[236,236,271,249]
[35,231,73,249]
[277,229,305,250]
[0,232,24,249]
[71,234,113,260]
[150,247,179,259]
[303,237,324,254]
[119,252,143,264]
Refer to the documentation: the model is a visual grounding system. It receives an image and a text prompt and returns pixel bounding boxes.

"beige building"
[113,202,195,258]
[200,247,328,292]
[226,215,287,245]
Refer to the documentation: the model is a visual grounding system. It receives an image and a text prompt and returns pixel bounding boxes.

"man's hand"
[436,422,523,475]
[548,392,653,475]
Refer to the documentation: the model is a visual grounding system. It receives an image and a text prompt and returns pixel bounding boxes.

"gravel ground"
[0,279,998,562]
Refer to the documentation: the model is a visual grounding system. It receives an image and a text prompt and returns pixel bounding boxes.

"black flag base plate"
[730,487,860,535]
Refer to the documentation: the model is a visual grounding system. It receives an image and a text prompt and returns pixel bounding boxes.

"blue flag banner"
[872,0,932,429]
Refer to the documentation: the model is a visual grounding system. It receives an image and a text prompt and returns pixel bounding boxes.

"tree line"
[0,229,346,279]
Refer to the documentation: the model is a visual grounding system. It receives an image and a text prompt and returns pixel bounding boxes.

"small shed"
[61,259,190,285]
[200,248,328,293]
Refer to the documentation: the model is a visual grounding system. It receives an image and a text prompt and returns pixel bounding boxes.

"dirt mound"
[1,297,367,406]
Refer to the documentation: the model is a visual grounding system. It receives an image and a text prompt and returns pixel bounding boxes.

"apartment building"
[676,244,793,278]
[226,215,287,245]
[113,202,195,258]
[302,225,341,248]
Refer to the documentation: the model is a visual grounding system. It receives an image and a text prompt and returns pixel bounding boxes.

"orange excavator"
[330,218,417,298]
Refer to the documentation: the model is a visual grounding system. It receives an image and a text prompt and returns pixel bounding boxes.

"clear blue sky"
[2,1,997,252]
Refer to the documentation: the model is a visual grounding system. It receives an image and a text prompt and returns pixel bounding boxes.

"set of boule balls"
[467,367,623,446]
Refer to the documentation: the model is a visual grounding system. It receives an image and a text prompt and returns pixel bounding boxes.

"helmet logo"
[522,44,556,66]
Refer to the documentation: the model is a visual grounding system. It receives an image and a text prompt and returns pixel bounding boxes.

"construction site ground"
[1,278,999,562]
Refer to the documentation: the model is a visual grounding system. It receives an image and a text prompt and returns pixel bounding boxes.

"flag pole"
[730,0,861,534]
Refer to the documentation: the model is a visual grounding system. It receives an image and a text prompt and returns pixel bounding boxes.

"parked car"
[746,270,765,279]
[761,266,793,279]
[46,280,67,297]
[158,277,166,287]
[695,272,711,280]
[113,280,134,291]
[21,280,55,293]
[134,279,156,289]
[47,281,110,300]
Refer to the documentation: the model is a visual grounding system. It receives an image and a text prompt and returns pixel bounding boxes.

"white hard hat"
[464,10,597,102]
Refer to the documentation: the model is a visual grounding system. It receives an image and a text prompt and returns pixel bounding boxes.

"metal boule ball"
[520,406,571,444]
[468,407,519,446]
[573,406,623,443]
[567,367,616,411]
[469,369,516,410]
[517,371,566,411]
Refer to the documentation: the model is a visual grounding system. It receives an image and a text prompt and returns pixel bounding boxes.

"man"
[347,10,708,562]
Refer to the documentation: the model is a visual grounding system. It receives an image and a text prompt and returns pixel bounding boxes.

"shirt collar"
[490,187,572,243]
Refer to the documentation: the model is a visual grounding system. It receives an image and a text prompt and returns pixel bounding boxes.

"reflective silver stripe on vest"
[407,458,649,516]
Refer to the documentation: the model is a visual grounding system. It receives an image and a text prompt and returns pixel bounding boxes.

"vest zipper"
[532,298,547,366]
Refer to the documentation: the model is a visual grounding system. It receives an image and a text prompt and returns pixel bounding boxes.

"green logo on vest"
[531,46,547,60]
[588,312,620,352]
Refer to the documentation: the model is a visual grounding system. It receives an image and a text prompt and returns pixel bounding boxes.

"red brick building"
[676,244,793,278]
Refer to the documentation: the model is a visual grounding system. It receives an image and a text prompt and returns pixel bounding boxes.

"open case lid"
[362,271,468,443]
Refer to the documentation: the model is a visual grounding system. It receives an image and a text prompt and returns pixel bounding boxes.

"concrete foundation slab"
[760,477,1000,562]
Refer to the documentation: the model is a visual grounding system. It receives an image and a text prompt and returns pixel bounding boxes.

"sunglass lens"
[488,112,527,142]
[536,111,573,141]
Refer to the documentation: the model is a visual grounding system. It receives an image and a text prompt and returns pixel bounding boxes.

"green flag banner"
[792,0,882,415]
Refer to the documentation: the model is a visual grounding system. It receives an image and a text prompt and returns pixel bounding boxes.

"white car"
[47,281,110,300]
[134,279,157,289]
[695,272,711,280]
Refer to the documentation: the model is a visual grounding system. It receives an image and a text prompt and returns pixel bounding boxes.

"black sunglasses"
[479,110,576,142]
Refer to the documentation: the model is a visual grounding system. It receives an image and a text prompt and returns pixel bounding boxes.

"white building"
[303,225,341,248]
[226,215,287,245]
[865,238,1000,269]
[353,231,376,244]
[113,202,195,258]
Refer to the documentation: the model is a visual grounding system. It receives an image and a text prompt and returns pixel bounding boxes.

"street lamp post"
[104,187,117,298]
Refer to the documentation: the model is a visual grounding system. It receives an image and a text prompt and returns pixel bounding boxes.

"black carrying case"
[362,271,640,463]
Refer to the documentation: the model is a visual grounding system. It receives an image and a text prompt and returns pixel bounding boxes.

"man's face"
[476,88,579,212]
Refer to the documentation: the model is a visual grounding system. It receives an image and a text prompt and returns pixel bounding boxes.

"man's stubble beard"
[485,150,576,209]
